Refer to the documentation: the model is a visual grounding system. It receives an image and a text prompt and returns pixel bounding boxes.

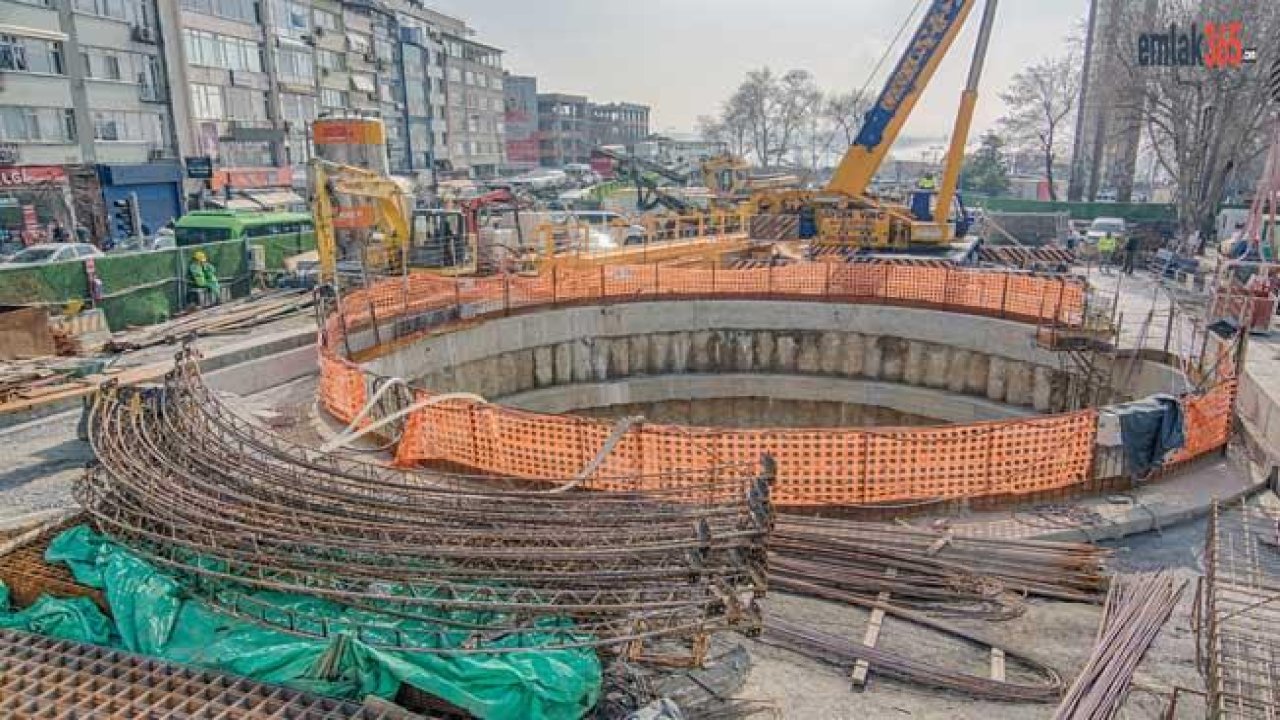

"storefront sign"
[185,156,214,179]
[0,166,68,188]
[211,167,293,191]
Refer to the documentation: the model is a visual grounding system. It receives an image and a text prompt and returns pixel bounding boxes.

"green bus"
[175,210,314,246]
[175,210,315,271]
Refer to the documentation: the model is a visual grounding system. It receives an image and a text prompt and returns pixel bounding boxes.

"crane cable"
[854,0,929,105]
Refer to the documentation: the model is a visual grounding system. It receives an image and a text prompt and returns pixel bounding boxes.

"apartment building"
[533,92,651,168]
[0,0,182,244]
[536,93,590,167]
[502,74,538,171]
[440,33,505,178]
[588,102,648,147]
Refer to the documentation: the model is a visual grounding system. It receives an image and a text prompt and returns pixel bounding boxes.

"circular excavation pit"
[318,263,1233,510]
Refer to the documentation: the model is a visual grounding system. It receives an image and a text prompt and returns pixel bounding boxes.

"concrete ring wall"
[365,301,1080,414]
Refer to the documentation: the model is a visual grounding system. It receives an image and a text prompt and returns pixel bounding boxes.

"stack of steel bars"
[1202,500,1280,719]
[76,347,773,656]
[1052,572,1184,719]
[772,516,1110,614]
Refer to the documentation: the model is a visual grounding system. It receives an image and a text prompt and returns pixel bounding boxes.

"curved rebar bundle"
[77,348,774,656]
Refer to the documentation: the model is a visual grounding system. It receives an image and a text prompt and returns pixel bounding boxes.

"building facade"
[534,92,650,168]
[440,32,504,178]
[502,74,538,171]
[0,0,182,245]
[536,93,590,167]
[588,102,648,148]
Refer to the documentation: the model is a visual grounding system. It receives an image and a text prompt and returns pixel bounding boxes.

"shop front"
[0,166,76,252]
[97,163,185,242]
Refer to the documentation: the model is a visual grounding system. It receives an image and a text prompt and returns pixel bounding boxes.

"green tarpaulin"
[0,526,600,720]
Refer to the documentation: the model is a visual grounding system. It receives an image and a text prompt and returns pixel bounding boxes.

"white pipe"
[320,392,487,454]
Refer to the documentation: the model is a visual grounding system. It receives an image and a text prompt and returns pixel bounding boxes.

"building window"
[224,87,269,121]
[181,0,256,23]
[349,73,375,95]
[276,46,314,85]
[74,0,148,25]
[447,67,460,83]
[317,49,345,72]
[273,0,310,39]
[183,30,262,72]
[279,92,316,126]
[374,39,394,63]
[346,32,371,56]
[320,88,347,109]
[313,9,340,32]
[92,110,163,142]
[0,35,65,75]
[190,84,224,120]
[0,107,75,142]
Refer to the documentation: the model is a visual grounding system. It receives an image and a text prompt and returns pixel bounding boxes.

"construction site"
[2,1,1280,719]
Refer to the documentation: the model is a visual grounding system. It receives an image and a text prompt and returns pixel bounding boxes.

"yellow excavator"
[751,0,998,250]
[310,158,474,284]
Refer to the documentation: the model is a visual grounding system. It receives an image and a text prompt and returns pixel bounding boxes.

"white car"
[4,243,102,264]
[1084,217,1127,245]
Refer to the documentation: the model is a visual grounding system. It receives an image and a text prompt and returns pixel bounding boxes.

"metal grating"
[0,628,429,719]
[1204,500,1280,719]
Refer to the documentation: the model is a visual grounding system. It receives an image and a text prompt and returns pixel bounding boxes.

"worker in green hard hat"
[916,173,937,190]
[188,250,221,305]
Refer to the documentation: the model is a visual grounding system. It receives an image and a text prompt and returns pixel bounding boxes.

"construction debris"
[1203,500,1280,719]
[104,288,314,352]
[78,346,773,658]
[1052,571,1185,720]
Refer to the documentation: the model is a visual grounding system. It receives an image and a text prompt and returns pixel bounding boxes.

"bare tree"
[722,67,822,167]
[998,55,1080,201]
[1113,0,1280,237]
[824,90,872,147]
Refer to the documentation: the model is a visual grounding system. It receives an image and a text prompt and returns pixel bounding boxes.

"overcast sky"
[428,0,1086,158]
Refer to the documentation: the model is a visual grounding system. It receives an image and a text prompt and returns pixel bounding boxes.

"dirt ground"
[735,578,1205,719]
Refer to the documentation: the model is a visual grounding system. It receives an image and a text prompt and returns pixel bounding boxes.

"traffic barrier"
[316,263,1233,505]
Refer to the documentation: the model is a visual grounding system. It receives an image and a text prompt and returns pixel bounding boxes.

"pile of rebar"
[773,516,1111,609]
[1203,500,1280,719]
[77,347,773,656]
[1052,571,1185,720]
[761,617,1064,703]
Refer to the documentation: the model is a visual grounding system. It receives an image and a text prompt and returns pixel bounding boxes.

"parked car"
[110,234,176,254]
[1084,217,1127,245]
[3,243,102,264]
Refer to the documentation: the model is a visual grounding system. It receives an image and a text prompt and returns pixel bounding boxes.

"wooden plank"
[925,531,953,556]
[851,567,897,688]
[990,648,1006,682]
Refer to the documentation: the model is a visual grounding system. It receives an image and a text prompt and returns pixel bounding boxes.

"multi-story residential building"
[536,93,590,167]
[440,33,504,178]
[587,102,649,148]
[0,0,182,244]
[502,74,538,171]
[534,91,650,168]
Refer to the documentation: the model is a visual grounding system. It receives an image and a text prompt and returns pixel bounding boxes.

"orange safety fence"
[391,393,1097,505]
[314,262,1238,505]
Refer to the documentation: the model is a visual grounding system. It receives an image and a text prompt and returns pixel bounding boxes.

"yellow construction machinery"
[310,158,473,284]
[751,0,999,251]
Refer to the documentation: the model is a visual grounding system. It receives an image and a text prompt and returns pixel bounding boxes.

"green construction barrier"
[0,233,312,331]
[974,197,1177,223]
[0,526,601,720]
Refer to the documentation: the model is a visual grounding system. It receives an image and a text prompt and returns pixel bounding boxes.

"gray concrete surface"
[368,301,1082,413]
[504,374,1031,423]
